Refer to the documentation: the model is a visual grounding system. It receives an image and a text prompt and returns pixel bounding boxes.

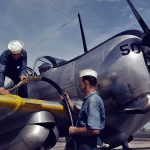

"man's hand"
[64,93,71,101]
[60,92,79,117]
[69,126,78,135]
[0,87,10,95]
[59,93,71,101]
[20,75,28,81]
[20,75,29,84]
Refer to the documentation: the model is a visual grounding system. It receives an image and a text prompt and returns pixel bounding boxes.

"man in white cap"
[0,40,28,97]
[64,69,105,150]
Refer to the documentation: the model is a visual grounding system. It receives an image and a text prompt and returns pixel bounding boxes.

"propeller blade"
[126,0,150,35]
[124,107,150,114]
[124,108,144,114]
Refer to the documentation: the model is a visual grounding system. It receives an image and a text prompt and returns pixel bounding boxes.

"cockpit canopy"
[36,56,67,73]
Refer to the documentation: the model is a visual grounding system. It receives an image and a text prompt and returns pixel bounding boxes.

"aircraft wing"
[0,94,71,149]
[0,94,67,118]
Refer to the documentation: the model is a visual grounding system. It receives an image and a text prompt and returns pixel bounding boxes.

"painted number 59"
[120,43,141,55]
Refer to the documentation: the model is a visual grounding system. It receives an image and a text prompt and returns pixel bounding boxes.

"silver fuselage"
[0,30,150,148]
[28,30,150,147]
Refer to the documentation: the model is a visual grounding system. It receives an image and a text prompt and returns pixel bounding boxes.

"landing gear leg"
[122,142,132,150]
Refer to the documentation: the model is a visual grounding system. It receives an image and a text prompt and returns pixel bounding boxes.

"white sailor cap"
[79,69,98,79]
[8,40,24,54]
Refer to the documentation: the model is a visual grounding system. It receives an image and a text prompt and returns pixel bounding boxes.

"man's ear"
[84,80,89,85]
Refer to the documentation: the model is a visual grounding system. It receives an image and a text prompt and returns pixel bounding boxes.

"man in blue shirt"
[65,69,105,150]
[0,40,28,98]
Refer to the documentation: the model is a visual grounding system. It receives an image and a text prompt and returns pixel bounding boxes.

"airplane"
[0,0,150,149]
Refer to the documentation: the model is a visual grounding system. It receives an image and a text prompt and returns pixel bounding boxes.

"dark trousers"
[66,136,98,150]
[78,144,97,150]
[75,135,98,150]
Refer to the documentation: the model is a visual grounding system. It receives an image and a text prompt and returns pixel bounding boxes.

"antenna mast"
[78,13,88,53]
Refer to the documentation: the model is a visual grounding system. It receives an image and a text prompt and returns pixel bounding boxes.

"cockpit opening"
[32,56,67,74]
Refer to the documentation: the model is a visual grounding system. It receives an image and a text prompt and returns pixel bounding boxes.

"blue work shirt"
[0,49,27,87]
[76,92,105,130]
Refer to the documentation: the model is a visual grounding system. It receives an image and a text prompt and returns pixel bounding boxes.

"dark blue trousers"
[75,135,98,150]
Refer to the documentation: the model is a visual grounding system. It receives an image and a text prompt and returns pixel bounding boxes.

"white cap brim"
[8,40,24,54]
[79,69,98,78]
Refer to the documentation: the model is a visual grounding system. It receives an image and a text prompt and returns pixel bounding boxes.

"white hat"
[8,40,24,54]
[79,69,98,79]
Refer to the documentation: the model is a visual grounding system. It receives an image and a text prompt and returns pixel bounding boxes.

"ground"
[51,130,150,150]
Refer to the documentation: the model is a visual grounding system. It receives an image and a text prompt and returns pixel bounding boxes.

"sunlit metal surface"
[0,30,150,149]
[147,94,150,105]
[27,30,150,148]
[128,51,139,60]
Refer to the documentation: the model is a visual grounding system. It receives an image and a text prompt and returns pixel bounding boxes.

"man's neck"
[85,88,96,96]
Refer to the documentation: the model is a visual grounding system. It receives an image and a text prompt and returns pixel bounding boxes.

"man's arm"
[0,51,8,87]
[0,51,10,94]
[20,50,27,77]
[0,64,5,87]
[69,126,100,136]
